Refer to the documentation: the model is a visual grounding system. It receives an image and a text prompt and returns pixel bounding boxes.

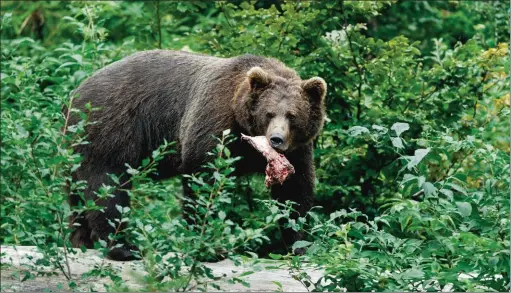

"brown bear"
[68,50,327,261]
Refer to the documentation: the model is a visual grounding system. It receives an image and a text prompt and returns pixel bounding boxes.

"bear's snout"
[266,115,290,152]
[270,134,284,148]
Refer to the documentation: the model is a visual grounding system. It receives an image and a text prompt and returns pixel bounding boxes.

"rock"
[0,246,324,292]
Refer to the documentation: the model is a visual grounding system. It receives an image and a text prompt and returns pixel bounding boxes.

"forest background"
[1,1,510,291]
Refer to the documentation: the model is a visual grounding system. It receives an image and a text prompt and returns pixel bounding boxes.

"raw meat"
[241,134,295,187]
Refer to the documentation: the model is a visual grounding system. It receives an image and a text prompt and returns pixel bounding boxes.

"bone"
[241,134,295,187]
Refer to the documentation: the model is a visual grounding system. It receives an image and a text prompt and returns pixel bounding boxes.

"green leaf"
[391,122,410,137]
[141,158,150,167]
[109,174,120,185]
[125,164,139,175]
[238,271,255,277]
[371,124,388,134]
[422,182,437,196]
[98,239,107,248]
[218,210,226,221]
[411,47,421,56]
[268,253,282,260]
[292,240,312,250]
[213,171,222,182]
[70,54,83,64]
[439,189,454,200]
[272,281,283,290]
[406,148,430,170]
[445,182,467,195]
[152,149,160,159]
[402,268,424,279]
[400,174,417,185]
[456,202,472,217]
[347,126,370,137]
[391,137,404,149]
[400,215,411,232]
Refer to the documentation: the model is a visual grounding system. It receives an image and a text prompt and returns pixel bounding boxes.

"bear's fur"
[68,50,327,261]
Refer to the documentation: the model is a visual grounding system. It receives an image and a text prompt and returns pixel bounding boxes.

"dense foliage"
[1,1,509,292]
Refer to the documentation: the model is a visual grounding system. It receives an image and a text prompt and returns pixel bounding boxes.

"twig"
[55,212,73,280]
[155,0,162,49]
[288,264,311,292]
[344,29,364,120]
[17,12,32,36]
[183,262,198,292]
[61,96,74,136]
[339,0,365,121]
[411,189,424,200]
[220,2,234,28]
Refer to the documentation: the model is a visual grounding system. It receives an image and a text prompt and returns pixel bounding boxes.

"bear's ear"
[302,77,327,104]
[247,66,271,90]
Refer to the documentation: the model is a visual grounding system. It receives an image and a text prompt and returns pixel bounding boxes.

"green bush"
[1,1,509,291]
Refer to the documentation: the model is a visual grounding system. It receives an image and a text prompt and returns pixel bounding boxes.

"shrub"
[1,1,509,292]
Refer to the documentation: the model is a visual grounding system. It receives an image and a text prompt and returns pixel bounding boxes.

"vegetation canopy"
[1,1,509,292]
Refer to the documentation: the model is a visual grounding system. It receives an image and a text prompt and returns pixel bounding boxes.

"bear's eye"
[286,113,296,121]
[266,112,276,119]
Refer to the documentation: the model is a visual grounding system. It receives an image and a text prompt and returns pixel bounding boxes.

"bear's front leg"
[270,143,314,255]
[72,165,140,261]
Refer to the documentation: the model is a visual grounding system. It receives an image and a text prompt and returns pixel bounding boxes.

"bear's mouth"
[271,146,289,154]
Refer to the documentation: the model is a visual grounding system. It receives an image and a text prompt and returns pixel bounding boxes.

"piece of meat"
[241,134,295,187]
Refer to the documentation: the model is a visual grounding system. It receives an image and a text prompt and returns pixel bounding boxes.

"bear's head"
[234,66,327,153]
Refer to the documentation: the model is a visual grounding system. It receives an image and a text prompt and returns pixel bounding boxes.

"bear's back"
[70,50,299,169]
[71,50,227,165]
